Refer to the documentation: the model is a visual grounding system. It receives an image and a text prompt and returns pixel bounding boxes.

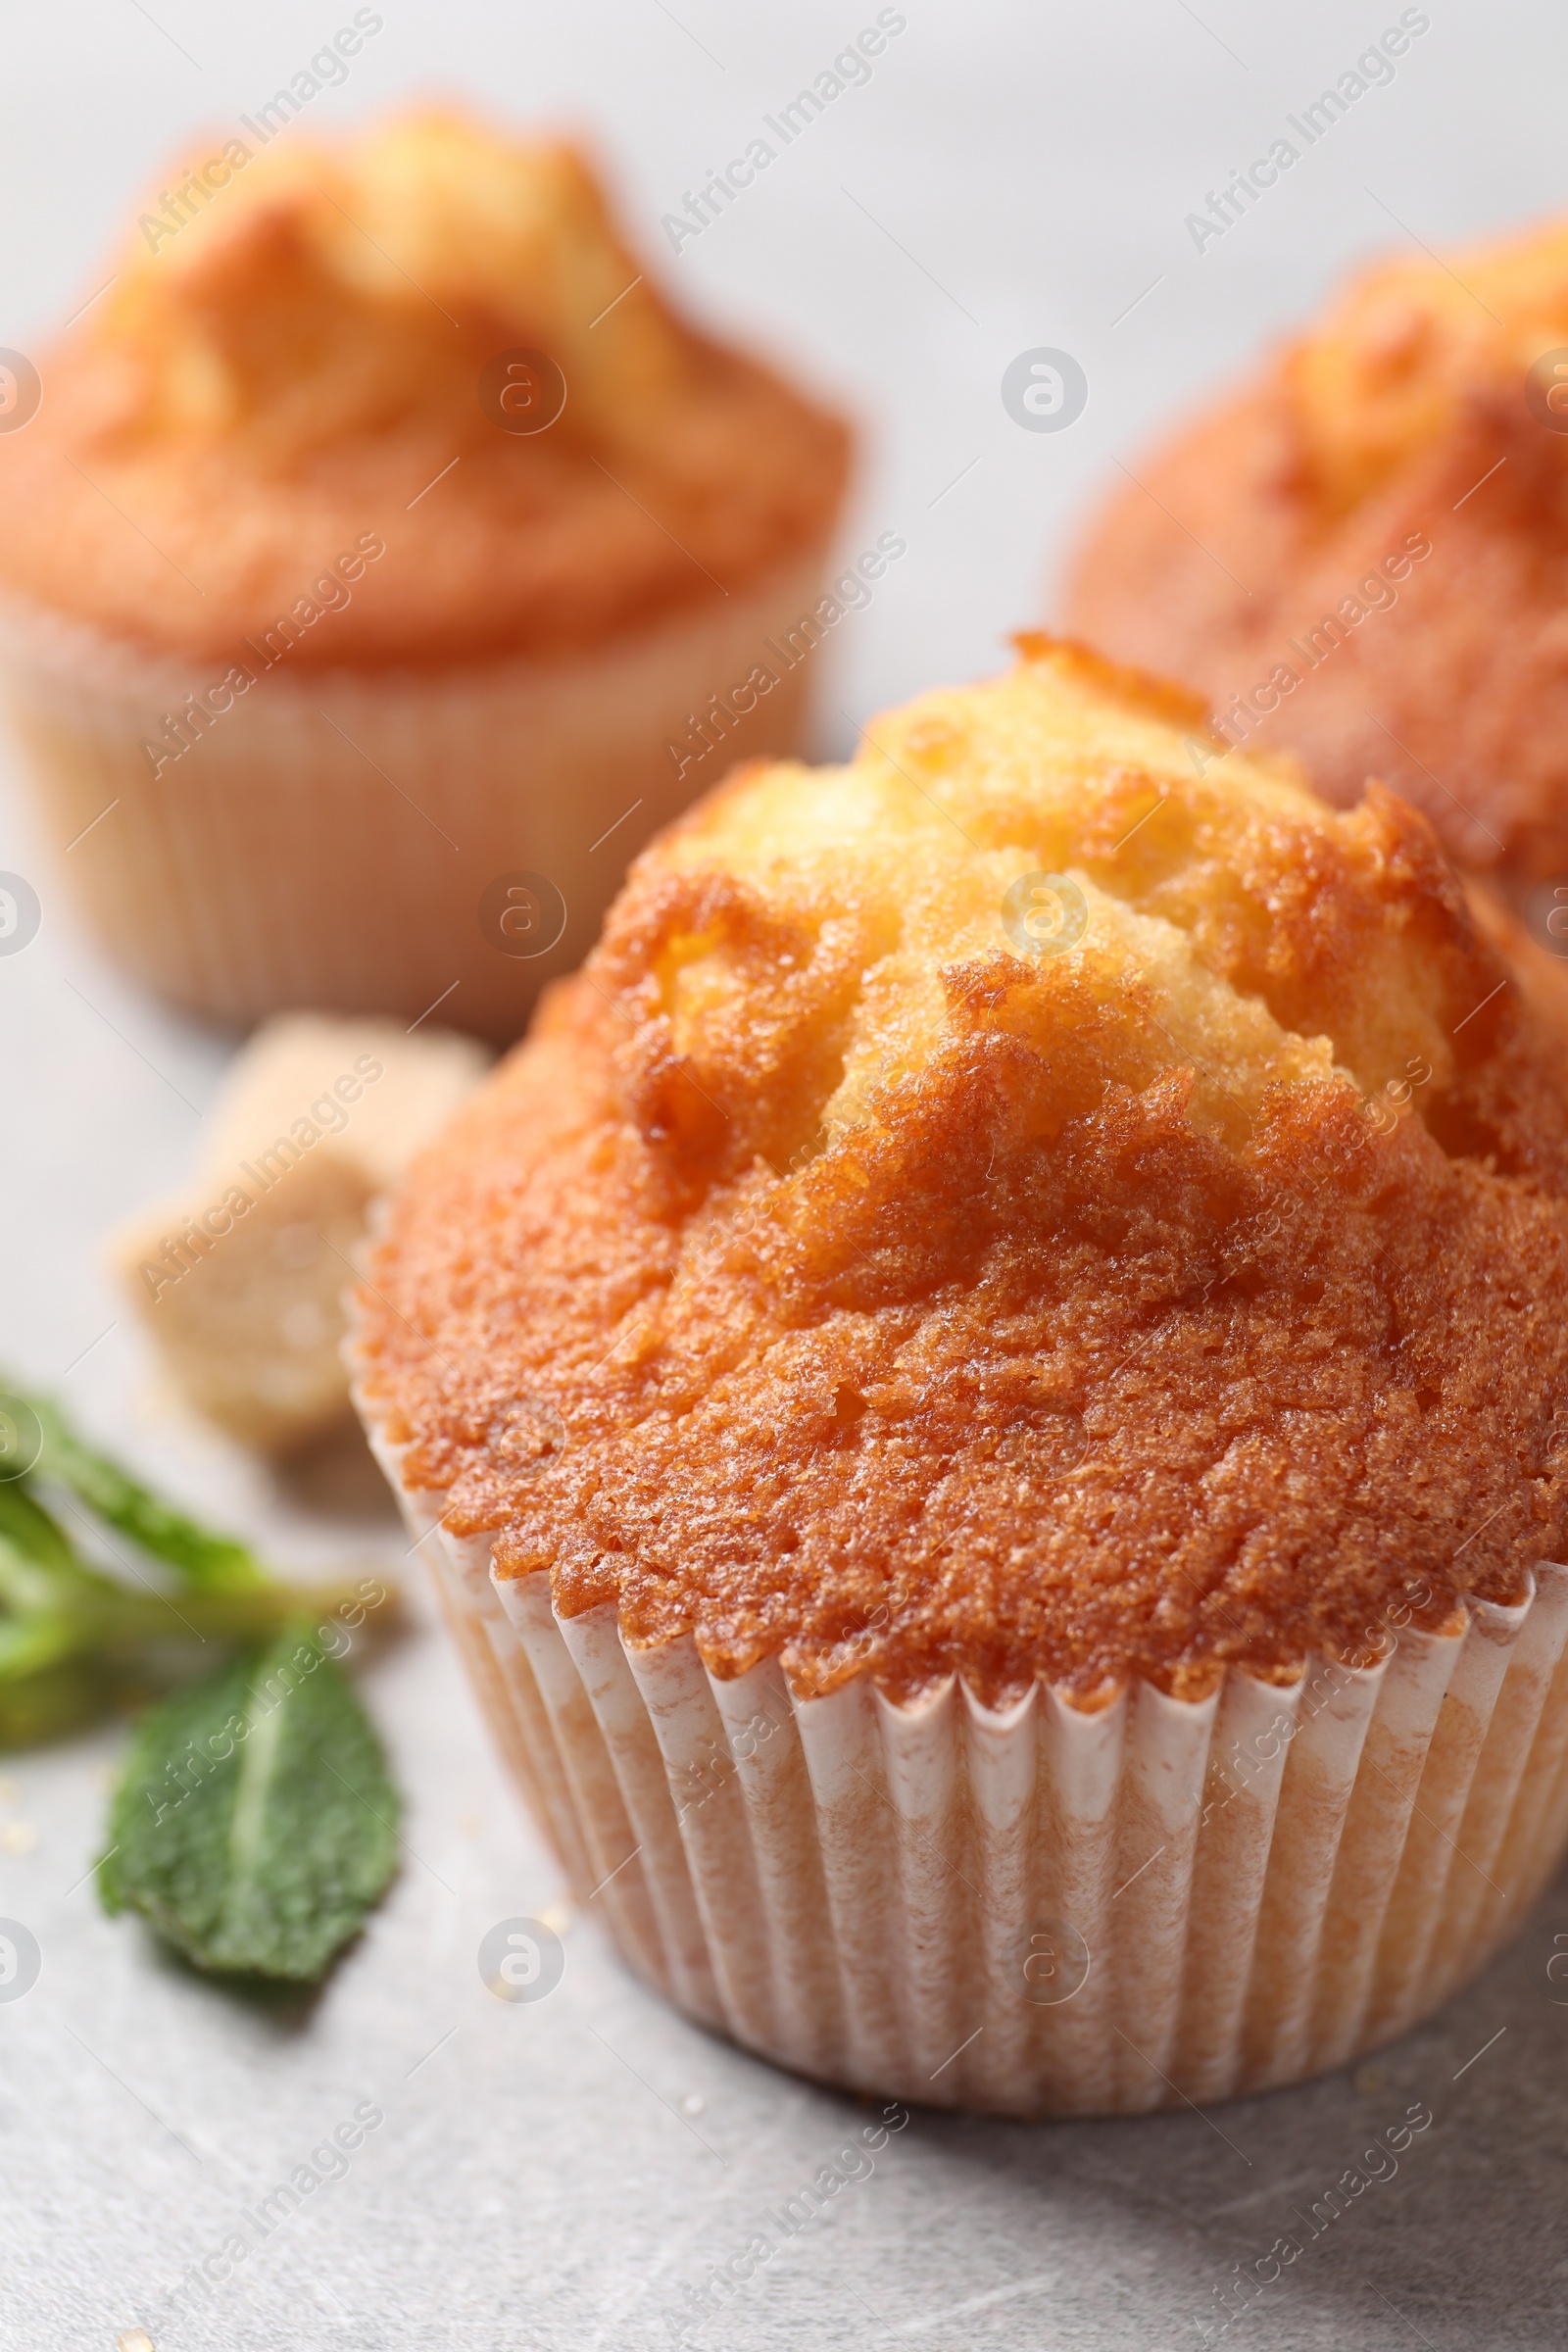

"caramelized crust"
[357,643,1568,1700]
[0,114,849,665]
[1066,218,1568,897]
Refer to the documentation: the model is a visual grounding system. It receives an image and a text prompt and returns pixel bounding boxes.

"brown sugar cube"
[112,1014,488,1453]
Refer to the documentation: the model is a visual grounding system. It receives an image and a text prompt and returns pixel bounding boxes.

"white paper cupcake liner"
[0,544,832,1037]
[358,1396,1568,2115]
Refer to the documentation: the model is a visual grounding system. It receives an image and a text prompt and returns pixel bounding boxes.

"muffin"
[1067,216,1568,928]
[351,637,1568,2116]
[0,111,852,1038]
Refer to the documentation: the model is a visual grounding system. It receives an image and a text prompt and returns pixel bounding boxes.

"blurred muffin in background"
[0,110,853,1037]
[1066,216,1568,942]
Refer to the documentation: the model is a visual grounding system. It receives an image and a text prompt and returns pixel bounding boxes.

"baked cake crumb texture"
[358,642,1568,1700]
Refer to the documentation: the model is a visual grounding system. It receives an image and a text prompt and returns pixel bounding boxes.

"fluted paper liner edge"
[0,543,832,1032]
[356,1391,1568,2116]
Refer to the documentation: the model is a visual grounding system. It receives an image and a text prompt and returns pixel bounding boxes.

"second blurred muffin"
[1067,217,1568,931]
[0,111,853,1036]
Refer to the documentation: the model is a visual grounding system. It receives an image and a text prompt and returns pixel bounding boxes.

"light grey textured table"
[4,4,1568,2345]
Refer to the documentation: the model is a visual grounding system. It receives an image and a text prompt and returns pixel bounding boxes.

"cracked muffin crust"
[0,110,849,665]
[355,640,1568,1702]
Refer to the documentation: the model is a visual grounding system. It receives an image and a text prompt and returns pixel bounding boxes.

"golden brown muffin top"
[356,641,1568,1702]
[1065,218,1568,898]
[1287,216,1568,517]
[0,112,849,666]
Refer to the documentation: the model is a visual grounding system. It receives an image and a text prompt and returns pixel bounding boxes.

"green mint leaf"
[100,1624,400,1981]
[20,1390,269,1592]
[0,1654,107,1748]
[0,1481,80,1581]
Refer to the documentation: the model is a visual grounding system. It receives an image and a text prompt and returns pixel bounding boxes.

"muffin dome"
[1066,218,1568,899]
[356,641,1568,1701]
[0,110,849,665]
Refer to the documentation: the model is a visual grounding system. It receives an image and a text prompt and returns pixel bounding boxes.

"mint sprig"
[27,1391,270,1592]
[0,1388,401,1983]
[101,1625,401,1981]
[0,1386,380,1745]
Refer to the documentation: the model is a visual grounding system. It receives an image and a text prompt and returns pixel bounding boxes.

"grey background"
[3,2,1568,2346]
